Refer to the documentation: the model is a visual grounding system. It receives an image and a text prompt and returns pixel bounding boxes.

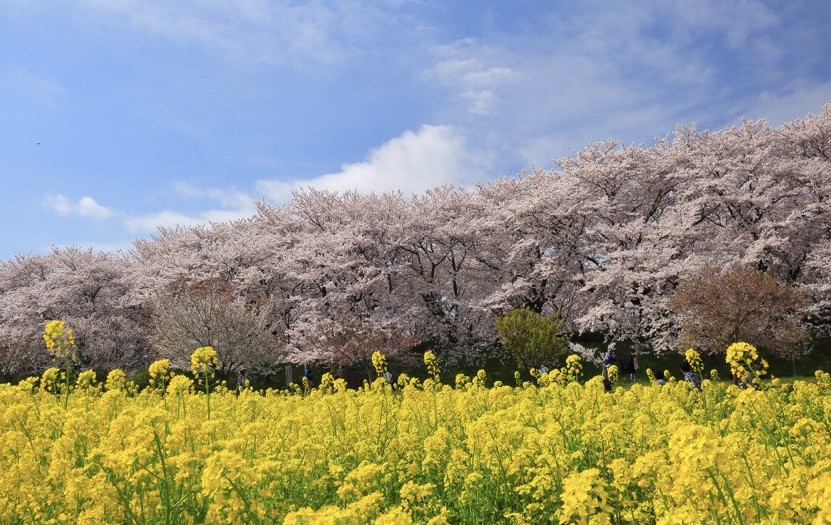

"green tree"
[495,308,568,370]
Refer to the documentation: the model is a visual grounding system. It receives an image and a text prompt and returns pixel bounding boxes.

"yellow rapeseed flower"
[43,319,77,359]
[684,348,704,374]
[105,369,127,392]
[191,346,219,376]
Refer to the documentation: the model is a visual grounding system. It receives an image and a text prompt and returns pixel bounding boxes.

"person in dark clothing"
[602,349,615,380]
[680,359,702,390]
[621,354,638,383]
[303,364,315,393]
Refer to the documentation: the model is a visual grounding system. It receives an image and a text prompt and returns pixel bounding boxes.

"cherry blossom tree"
[669,264,808,356]
[0,247,149,377]
[1,106,829,376]
[149,279,282,375]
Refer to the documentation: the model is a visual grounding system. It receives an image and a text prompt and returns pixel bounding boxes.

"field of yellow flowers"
[1,334,831,524]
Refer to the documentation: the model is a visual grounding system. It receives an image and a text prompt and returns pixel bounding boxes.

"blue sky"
[2,0,830,261]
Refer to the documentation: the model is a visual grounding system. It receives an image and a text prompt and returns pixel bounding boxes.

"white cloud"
[415,0,806,171]
[65,0,400,70]
[39,121,498,239]
[123,183,257,233]
[256,124,491,202]
[44,194,72,215]
[43,185,257,234]
[43,194,114,219]
[124,211,210,233]
[424,46,522,116]
[253,180,294,203]
[461,90,498,117]
[77,196,115,218]
[172,182,255,210]
[752,82,831,125]
[124,207,257,234]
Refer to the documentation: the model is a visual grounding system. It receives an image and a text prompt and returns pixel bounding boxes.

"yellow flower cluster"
[423,350,440,380]
[104,369,127,392]
[40,366,63,394]
[42,319,76,360]
[684,348,704,374]
[74,370,98,394]
[606,363,620,384]
[148,358,172,389]
[190,346,219,377]
[563,354,583,383]
[372,351,388,376]
[726,341,769,386]
[2,357,831,523]
[534,355,583,387]
[43,319,78,365]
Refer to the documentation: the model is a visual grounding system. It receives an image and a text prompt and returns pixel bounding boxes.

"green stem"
[204,369,212,420]
[63,358,71,410]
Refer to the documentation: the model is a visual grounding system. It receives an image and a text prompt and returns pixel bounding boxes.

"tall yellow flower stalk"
[148,358,173,393]
[43,320,76,360]
[43,319,77,408]
[423,350,440,382]
[105,369,128,392]
[372,351,388,377]
[726,341,768,388]
[371,351,390,390]
[563,354,583,383]
[191,346,219,419]
[684,348,704,375]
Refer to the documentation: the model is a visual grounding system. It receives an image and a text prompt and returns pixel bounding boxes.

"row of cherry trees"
[1,106,829,378]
